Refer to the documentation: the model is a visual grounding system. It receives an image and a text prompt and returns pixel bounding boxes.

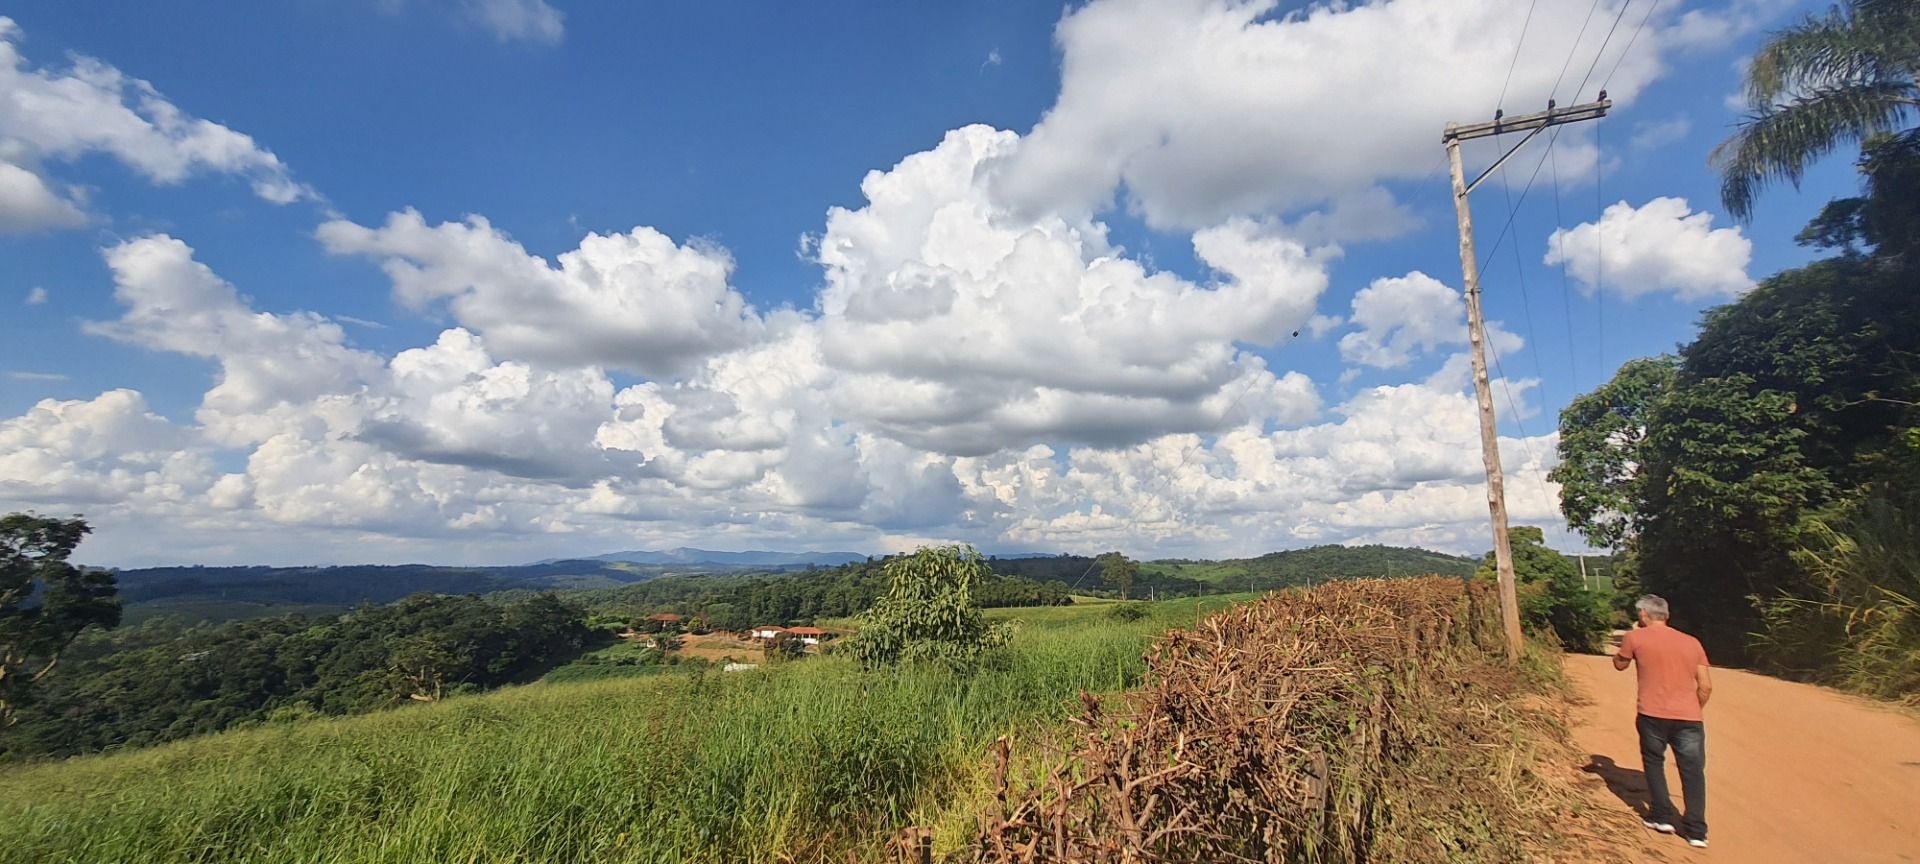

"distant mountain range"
[547,548,868,568]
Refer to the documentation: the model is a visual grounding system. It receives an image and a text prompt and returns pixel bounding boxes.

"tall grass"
[1758,489,1920,703]
[0,596,1241,864]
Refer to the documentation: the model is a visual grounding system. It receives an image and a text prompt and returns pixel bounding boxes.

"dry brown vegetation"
[969,576,1633,863]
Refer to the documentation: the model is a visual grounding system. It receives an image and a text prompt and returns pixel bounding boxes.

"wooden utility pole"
[1443,97,1610,662]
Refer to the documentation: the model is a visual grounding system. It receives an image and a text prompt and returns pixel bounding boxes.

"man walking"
[1614,594,1713,848]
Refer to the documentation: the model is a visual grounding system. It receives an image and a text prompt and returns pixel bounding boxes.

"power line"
[1550,0,1607,101]
[1485,338,1557,515]
[1547,138,1581,386]
[1472,123,1567,280]
[1496,0,1543,110]
[1571,0,1636,104]
[1602,0,1663,93]
[1596,119,1608,375]
[1497,157,1550,388]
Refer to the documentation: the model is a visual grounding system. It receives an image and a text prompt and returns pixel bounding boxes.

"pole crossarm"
[1443,98,1611,144]
[1463,125,1547,196]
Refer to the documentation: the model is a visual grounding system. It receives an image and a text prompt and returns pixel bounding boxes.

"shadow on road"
[1583,754,1650,818]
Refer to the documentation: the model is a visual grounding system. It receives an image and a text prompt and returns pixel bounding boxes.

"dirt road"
[1564,654,1920,863]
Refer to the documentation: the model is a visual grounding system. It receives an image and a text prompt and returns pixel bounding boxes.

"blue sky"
[0,0,1860,566]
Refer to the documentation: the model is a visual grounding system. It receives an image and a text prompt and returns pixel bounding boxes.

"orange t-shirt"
[1618,625,1710,721]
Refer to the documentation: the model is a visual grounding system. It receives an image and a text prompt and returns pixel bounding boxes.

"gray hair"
[1636,594,1670,621]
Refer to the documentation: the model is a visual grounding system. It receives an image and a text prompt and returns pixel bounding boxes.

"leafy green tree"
[1713,0,1919,221]
[1475,527,1610,652]
[1098,553,1138,599]
[1550,357,1679,550]
[1639,378,1835,653]
[700,602,745,632]
[1,514,120,726]
[842,545,1010,671]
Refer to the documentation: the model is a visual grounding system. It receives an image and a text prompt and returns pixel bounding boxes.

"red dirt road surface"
[1564,653,1920,863]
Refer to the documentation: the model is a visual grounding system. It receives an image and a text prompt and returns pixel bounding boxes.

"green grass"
[0,596,1248,864]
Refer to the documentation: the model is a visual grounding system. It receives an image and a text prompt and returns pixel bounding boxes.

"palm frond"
[1713,81,1919,220]
[1748,10,1874,106]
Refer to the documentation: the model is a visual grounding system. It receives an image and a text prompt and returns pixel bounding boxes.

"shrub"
[842,545,1010,672]
[1106,601,1151,623]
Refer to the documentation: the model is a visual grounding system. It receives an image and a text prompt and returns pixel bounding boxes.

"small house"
[749,625,786,641]
[785,626,831,646]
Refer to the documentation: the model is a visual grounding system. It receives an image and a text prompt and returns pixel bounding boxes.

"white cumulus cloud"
[0,161,85,231]
[814,125,1327,454]
[1544,197,1754,301]
[1339,272,1464,370]
[318,209,762,377]
[0,17,313,232]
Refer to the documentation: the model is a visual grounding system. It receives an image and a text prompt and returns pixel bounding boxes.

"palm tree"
[1712,0,1919,221]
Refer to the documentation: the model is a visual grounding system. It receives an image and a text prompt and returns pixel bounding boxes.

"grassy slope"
[0,596,1249,864]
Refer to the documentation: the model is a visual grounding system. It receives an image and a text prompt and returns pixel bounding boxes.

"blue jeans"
[1637,714,1707,840]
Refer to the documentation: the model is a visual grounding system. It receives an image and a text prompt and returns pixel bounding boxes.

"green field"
[0,595,1248,864]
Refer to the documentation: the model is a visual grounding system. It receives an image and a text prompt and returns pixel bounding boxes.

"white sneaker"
[1643,820,1676,834]
[1687,838,1708,848]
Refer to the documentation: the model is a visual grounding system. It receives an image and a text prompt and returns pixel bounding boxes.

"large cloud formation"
[989,0,1693,230]
[0,0,1777,564]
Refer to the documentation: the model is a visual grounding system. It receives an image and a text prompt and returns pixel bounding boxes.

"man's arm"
[1612,632,1634,670]
[1613,653,1632,671]
[1695,663,1713,709]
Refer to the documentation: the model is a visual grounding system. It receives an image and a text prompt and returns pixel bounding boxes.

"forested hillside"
[3,593,592,760]
[112,560,660,624]
[541,557,1071,631]
[1147,544,1478,589]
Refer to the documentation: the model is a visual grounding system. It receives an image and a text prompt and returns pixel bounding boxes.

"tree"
[1550,357,1679,550]
[1639,377,1836,655]
[0,514,120,726]
[1475,527,1610,652]
[842,545,1010,671]
[1712,0,1919,221]
[763,631,806,662]
[1795,132,1920,258]
[388,633,458,702]
[1098,553,1138,600]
